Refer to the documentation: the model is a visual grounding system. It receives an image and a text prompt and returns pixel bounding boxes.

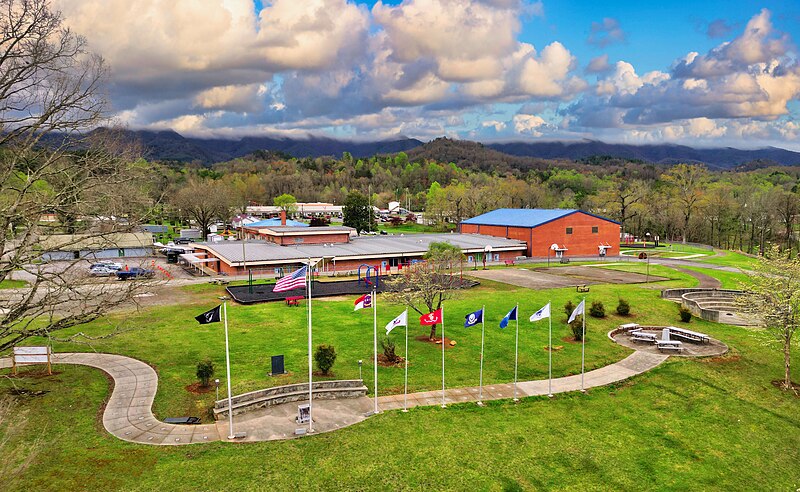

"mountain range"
[110,129,800,169]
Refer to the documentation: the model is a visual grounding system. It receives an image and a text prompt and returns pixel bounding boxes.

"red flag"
[419,308,443,325]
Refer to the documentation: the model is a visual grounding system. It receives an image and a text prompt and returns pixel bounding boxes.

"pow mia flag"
[195,305,222,324]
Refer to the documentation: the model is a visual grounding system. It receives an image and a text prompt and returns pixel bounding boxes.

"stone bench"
[213,379,367,419]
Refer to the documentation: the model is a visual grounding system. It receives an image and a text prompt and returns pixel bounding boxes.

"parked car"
[89,261,123,271]
[174,237,192,245]
[89,266,118,276]
[115,267,155,280]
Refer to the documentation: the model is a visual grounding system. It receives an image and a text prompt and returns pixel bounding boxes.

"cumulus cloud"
[513,114,546,136]
[586,54,611,74]
[706,19,735,39]
[45,2,800,148]
[587,18,626,48]
[568,8,800,136]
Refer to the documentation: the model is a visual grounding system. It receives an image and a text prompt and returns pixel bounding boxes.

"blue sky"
[55,0,800,149]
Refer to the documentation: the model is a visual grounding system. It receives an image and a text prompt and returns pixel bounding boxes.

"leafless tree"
[0,0,155,352]
[384,242,465,340]
[172,178,233,239]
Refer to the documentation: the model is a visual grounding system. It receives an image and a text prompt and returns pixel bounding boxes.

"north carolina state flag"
[419,308,443,325]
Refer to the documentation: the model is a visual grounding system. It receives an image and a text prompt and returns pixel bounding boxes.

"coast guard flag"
[273,265,308,292]
[354,293,372,311]
[464,308,483,328]
[499,306,517,329]
[568,300,585,324]
[195,305,221,324]
[529,303,551,322]
[385,310,408,335]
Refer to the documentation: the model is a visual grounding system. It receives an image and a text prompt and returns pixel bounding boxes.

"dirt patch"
[4,370,62,379]
[6,388,49,397]
[703,353,741,364]
[312,371,336,377]
[377,353,406,367]
[770,380,800,395]
[185,382,215,394]
[414,335,456,348]
[561,336,583,344]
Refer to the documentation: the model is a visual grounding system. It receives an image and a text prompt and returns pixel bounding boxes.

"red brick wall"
[275,233,350,245]
[460,212,619,257]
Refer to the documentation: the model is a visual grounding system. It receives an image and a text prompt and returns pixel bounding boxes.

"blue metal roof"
[248,218,308,228]
[461,209,619,228]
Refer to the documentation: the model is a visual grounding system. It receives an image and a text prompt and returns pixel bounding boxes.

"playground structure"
[357,264,381,289]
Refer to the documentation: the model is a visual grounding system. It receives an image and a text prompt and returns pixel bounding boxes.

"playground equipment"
[357,264,381,288]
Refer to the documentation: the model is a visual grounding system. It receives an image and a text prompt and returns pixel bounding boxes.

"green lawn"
[0,279,27,289]
[2,265,800,490]
[696,250,759,270]
[679,266,752,289]
[376,222,454,234]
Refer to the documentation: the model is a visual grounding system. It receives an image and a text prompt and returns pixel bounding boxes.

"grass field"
[376,222,454,234]
[0,279,27,289]
[2,263,800,490]
[696,250,760,270]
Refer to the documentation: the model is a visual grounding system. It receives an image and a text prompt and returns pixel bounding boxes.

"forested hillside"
[150,148,800,256]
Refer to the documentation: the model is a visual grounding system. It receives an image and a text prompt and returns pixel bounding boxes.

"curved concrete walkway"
[1,350,668,445]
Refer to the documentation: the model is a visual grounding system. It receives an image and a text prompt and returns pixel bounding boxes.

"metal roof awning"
[179,253,218,264]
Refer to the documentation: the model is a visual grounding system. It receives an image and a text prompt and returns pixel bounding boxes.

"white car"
[89,266,118,276]
[89,261,123,271]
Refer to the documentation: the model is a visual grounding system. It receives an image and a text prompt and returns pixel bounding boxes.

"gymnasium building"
[459,209,620,259]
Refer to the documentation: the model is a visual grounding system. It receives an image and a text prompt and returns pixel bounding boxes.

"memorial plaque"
[270,355,286,376]
[297,404,311,424]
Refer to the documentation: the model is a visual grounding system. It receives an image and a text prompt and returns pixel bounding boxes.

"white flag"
[529,302,551,322]
[385,310,408,335]
[567,300,585,324]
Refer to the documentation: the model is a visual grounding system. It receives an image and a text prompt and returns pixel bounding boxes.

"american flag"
[273,266,308,292]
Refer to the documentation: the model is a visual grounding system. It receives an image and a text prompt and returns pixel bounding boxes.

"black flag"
[195,305,222,324]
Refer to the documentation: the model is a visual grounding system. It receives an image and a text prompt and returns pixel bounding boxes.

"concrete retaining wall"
[214,379,367,418]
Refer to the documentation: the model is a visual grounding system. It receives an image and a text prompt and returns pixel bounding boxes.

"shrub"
[381,337,401,364]
[314,344,337,375]
[564,300,575,318]
[679,306,692,323]
[196,359,214,388]
[570,316,584,341]
[589,301,605,318]
[616,298,630,316]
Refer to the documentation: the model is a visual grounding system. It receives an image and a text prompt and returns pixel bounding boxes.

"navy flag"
[464,308,483,328]
[195,305,222,324]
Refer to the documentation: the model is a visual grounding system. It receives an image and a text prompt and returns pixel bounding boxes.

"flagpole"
[372,288,379,414]
[513,302,519,402]
[477,305,485,406]
[441,304,446,408]
[403,317,409,413]
[223,301,235,439]
[548,301,553,398]
[580,296,586,393]
[307,261,314,432]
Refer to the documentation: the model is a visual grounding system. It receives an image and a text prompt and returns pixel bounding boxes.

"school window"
[566,227,573,234]
[592,226,598,234]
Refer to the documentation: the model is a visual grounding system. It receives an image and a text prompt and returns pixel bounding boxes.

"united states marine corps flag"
[195,305,221,324]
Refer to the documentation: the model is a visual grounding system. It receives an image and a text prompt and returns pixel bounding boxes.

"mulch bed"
[377,353,406,367]
[415,335,457,348]
[770,380,800,395]
[185,382,215,394]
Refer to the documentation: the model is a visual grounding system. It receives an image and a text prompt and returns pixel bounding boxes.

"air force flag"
[464,308,483,328]
[529,303,551,322]
[499,306,518,329]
